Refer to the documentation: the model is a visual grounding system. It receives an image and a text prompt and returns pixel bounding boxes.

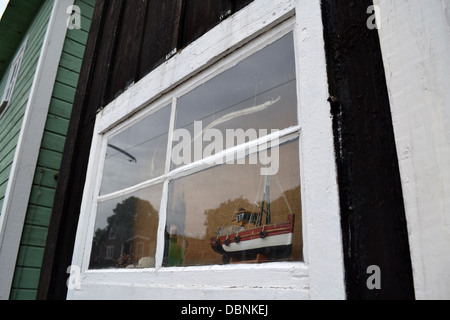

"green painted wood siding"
[9,0,95,300]
[0,0,45,79]
[0,1,53,220]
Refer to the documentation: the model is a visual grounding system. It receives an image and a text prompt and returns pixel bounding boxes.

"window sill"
[71,262,309,300]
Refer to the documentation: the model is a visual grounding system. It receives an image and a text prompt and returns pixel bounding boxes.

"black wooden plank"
[138,0,254,80]
[231,0,254,12]
[105,0,148,103]
[321,0,415,300]
[138,0,184,80]
[88,0,125,110]
[180,0,233,48]
[179,0,254,50]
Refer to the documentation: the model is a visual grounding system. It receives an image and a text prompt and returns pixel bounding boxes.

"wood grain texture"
[321,0,415,300]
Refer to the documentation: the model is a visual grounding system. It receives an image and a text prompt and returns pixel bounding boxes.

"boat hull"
[210,214,295,262]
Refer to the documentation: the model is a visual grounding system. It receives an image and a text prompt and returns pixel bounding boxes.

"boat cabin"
[234,209,259,227]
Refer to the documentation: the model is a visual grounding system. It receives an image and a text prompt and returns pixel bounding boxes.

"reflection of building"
[93,235,153,269]
[90,196,158,269]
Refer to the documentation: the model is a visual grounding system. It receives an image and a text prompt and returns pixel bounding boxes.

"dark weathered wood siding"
[89,0,255,110]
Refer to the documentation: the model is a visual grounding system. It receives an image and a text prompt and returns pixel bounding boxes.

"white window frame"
[0,36,28,119]
[68,0,345,300]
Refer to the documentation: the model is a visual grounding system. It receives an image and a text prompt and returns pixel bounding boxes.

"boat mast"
[258,175,272,226]
[265,176,271,224]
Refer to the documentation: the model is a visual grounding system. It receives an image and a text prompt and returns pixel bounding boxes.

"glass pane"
[89,184,163,269]
[172,32,297,169]
[100,105,171,195]
[164,138,302,267]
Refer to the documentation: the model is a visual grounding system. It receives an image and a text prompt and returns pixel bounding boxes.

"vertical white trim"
[164,97,177,174]
[294,0,346,299]
[155,180,169,269]
[0,0,74,300]
[72,126,104,274]
[374,0,450,300]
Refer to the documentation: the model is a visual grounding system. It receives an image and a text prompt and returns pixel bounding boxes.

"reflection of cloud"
[191,96,281,142]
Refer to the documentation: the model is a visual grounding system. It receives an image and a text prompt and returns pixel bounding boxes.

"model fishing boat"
[210,177,295,263]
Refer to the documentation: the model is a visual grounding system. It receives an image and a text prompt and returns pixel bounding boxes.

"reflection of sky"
[100,105,171,195]
[176,32,296,131]
[171,32,298,169]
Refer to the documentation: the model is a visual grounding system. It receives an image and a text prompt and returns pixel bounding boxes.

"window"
[89,32,302,270]
[0,38,27,118]
[70,0,345,300]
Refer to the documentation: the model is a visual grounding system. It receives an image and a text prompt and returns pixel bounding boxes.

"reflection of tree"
[90,197,159,269]
[204,197,254,239]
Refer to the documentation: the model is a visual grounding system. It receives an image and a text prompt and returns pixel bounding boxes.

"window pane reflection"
[89,184,163,269]
[164,138,302,267]
[172,33,297,169]
[100,105,171,195]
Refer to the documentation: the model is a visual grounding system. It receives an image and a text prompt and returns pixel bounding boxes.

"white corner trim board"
[0,0,74,300]
[68,0,345,300]
[374,0,450,300]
